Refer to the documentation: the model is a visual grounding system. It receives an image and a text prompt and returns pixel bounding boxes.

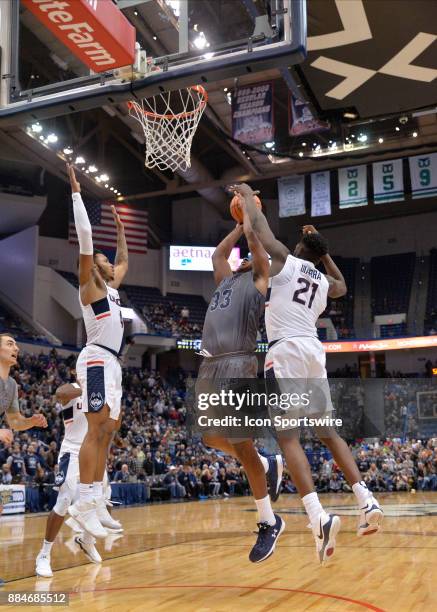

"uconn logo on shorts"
[90,392,104,410]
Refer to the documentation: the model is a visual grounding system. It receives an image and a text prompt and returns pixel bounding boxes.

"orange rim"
[128,85,208,120]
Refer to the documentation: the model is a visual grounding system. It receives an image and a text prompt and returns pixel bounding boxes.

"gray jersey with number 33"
[201,272,264,355]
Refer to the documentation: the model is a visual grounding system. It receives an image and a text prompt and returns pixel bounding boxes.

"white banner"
[0,484,25,514]
[169,246,241,272]
[373,159,404,204]
[338,165,368,208]
[409,152,437,199]
[311,171,331,216]
[278,175,305,217]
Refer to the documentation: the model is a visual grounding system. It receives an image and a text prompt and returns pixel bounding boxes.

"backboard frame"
[0,0,306,127]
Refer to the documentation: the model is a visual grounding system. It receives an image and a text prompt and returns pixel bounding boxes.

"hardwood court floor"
[1,492,437,612]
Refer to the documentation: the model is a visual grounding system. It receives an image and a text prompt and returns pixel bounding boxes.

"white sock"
[258,454,269,473]
[255,495,276,526]
[93,481,103,499]
[302,492,324,528]
[352,481,372,508]
[41,539,53,555]
[79,483,95,503]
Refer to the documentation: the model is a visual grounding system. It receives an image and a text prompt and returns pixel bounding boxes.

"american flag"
[69,198,148,254]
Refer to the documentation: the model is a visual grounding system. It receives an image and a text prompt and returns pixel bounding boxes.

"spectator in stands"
[329,472,342,493]
[143,452,154,476]
[114,463,131,483]
[6,443,27,483]
[163,466,185,498]
[24,445,41,482]
[1,464,12,485]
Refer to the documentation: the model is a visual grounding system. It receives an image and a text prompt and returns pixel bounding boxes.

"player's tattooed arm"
[302,226,347,298]
[55,383,82,407]
[241,200,269,296]
[111,205,129,289]
[231,184,289,275]
[212,224,244,285]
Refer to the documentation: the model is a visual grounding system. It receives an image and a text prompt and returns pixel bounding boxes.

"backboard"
[0,0,306,126]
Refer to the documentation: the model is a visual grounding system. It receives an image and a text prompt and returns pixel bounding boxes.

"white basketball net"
[128,85,208,173]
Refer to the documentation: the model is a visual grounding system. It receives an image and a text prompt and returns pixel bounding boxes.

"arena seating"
[320,256,357,338]
[371,252,416,316]
[425,249,437,335]
[0,302,49,344]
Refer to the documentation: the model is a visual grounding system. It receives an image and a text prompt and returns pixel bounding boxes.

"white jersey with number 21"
[265,254,329,342]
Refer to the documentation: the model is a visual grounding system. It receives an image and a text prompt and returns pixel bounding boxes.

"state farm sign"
[23,0,135,72]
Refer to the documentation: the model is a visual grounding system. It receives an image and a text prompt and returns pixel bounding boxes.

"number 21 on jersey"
[292,277,319,309]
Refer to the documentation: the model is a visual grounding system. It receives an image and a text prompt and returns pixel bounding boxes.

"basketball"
[230,194,262,223]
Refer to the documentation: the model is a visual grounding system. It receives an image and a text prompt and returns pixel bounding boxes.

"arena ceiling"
[0,0,436,239]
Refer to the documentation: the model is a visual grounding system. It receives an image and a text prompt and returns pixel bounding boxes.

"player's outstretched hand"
[30,414,48,429]
[111,205,124,229]
[0,428,13,445]
[228,183,260,197]
[302,224,318,235]
[67,162,81,193]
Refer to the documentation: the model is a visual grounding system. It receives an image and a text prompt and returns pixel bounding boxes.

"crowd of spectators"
[141,303,202,339]
[2,352,437,512]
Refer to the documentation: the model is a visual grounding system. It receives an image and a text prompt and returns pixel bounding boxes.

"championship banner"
[278,175,305,217]
[409,152,437,199]
[0,484,25,515]
[22,0,136,72]
[232,82,274,145]
[311,171,331,217]
[338,165,368,208]
[373,159,404,204]
[289,95,330,135]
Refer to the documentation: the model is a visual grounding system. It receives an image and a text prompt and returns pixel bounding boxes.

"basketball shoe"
[75,535,102,563]
[95,498,123,531]
[266,455,283,502]
[35,552,53,578]
[68,500,108,538]
[357,496,383,536]
[311,512,341,564]
[249,513,285,563]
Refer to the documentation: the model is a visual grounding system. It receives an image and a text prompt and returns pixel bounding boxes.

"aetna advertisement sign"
[23,0,135,72]
[170,246,241,272]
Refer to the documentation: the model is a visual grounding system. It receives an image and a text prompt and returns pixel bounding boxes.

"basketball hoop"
[128,85,208,173]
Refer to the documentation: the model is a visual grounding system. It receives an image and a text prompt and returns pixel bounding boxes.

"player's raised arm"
[110,205,129,289]
[241,199,270,296]
[55,382,82,407]
[231,183,289,275]
[68,163,94,287]
[211,224,244,285]
[302,225,347,298]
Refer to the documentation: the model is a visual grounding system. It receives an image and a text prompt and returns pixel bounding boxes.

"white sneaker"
[95,498,123,531]
[312,513,341,564]
[68,501,108,539]
[357,496,383,536]
[35,552,53,578]
[75,535,102,563]
[65,516,84,533]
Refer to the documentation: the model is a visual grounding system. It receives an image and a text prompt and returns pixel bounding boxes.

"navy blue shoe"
[266,454,283,502]
[249,513,285,563]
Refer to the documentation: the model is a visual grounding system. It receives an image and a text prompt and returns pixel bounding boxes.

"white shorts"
[76,345,122,420]
[55,451,111,500]
[264,337,333,427]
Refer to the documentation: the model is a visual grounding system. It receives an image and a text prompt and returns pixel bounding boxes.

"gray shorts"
[192,352,258,441]
[197,352,258,379]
